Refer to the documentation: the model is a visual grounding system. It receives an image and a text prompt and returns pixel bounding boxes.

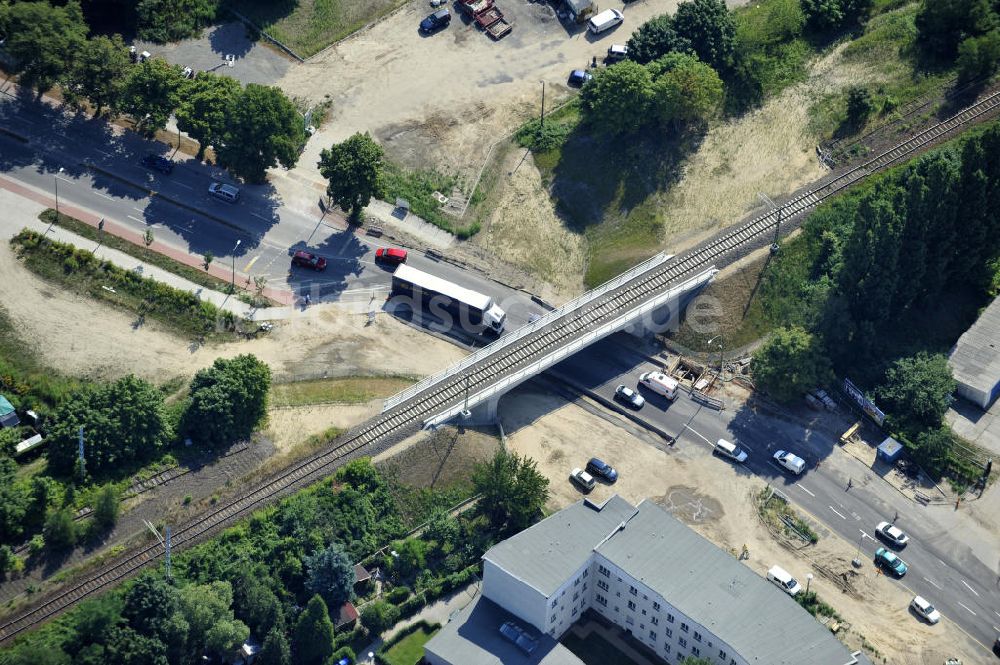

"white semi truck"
[391,264,506,335]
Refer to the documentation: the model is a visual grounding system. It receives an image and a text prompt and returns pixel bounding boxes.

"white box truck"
[639,371,679,400]
[391,264,506,335]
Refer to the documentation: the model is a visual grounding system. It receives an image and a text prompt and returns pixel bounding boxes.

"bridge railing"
[382,252,673,411]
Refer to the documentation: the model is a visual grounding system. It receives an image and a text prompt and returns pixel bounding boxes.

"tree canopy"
[115,59,186,136]
[304,542,356,610]
[216,84,305,183]
[183,354,271,448]
[626,14,693,64]
[800,0,873,33]
[292,595,335,665]
[915,0,997,58]
[752,326,833,403]
[649,52,724,126]
[176,73,242,160]
[673,0,737,71]
[136,0,220,43]
[472,448,549,534]
[1,0,88,94]
[317,132,386,222]
[579,60,655,134]
[64,35,130,114]
[877,353,956,433]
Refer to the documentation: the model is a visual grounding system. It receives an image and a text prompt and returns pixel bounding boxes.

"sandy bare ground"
[265,402,383,453]
[0,243,465,386]
[499,387,985,665]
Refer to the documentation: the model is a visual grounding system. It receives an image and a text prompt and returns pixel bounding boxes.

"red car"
[375,247,407,265]
[291,250,327,271]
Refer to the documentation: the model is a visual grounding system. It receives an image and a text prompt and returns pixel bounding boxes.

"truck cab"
[484,303,506,334]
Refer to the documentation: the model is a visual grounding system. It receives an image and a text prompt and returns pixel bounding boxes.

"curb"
[0,127,28,143]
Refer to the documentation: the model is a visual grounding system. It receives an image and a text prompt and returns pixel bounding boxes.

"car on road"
[291,250,327,271]
[208,182,240,203]
[714,438,748,464]
[614,384,645,409]
[909,595,941,624]
[874,547,908,577]
[140,153,173,174]
[773,450,806,475]
[420,8,451,33]
[586,458,618,483]
[375,247,408,265]
[569,467,596,491]
[875,521,909,548]
[568,69,593,87]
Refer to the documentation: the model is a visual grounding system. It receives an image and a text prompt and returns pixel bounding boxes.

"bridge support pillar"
[446,395,501,428]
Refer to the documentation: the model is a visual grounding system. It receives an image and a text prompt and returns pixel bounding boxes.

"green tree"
[317,132,386,223]
[177,580,249,659]
[64,34,130,114]
[391,538,428,578]
[2,1,88,94]
[233,576,283,638]
[579,60,655,133]
[626,14,693,64]
[176,73,241,160]
[0,457,30,544]
[73,594,124,647]
[752,326,833,403]
[956,30,1000,84]
[673,0,737,71]
[216,84,304,183]
[104,626,169,665]
[911,426,953,477]
[46,375,172,477]
[116,58,186,136]
[649,52,724,127]
[915,0,996,58]
[136,0,220,42]
[877,353,956,432]
[292,595,336,665]
[91,483,120,531]
[258,624,291,665]
[472,449,549,533]
[182,354,271,448]
[845,85,873,127]
[681,658,713,665]
[800,0,872,33]
[425,508,460,551]
[123,575,181,642]
[359,598,400,635]
[43,507,78,551]
[304,542,356,610]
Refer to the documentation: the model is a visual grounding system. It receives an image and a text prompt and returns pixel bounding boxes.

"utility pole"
[231,239,241,291]
[757,192,782,253]
[45,167,66,237]
[145,520,172,580]
[540,81,546,129]
[461,375,472,419]
[77,426,85,480]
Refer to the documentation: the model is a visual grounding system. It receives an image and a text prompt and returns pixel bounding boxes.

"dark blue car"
[140,153,174,174]
[420,8,451,33]
[586,458,618,483]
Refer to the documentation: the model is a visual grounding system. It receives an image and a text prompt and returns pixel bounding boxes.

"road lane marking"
[679,423,712,446]
[938,559,947,567]
[956,602,977,616]
[243,255,260,272]
[174,182,193,190]
[97,150,112,157]
[133,207,144,213]
[250,212,270,221]
[923,577,942,590]
[795,483,815,497]
[127,215,144,223]
[994,610,1000,618]
[960,580,979,597]
[96,192,113,200]
[828,506,847,520]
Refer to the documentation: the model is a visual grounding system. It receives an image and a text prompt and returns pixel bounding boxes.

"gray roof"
[483,496,636,596]
[595,500,861,665]
[425,596,583,665]
[949,296,1000,395]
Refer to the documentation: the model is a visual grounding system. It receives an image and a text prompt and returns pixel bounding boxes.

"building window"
[649,631,657,641]
[598,565,610,578]
[719,650,727,660]
[691,647,700,657]
[629,586,638,596]
[730,660,737,665]
[573,592,579,601]
[551,599,558,608]
[641,609,647,616]
[694,631,702,642]
[651,616,659,626]
[574,577,580,586]
[550,614,556,623]
[583,569,589,578]
[583,583,587,591]
[665,628,672,638]
[627,600,636,611]
[664,644,671,654]
[626,616,635,626]
[666,613,675,623]
[598,580,609,591]
[680,622,689,633]
[572,607,578,616]
[596,594,607,606]
[678,637,687,648]
[653,601,661,611]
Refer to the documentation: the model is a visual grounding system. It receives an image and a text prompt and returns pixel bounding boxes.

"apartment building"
[425,495,872,665]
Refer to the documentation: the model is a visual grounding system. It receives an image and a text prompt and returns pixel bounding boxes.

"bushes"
[360,599,400,635]
[384,586,412,604]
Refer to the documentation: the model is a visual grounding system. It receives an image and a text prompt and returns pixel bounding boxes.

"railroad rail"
[1,86,998,646]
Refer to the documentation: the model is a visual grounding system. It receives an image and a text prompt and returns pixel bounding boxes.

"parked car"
[420,8,451,33]
[606,44,628,62]
[614,384,645,409]
[588,8,624,34]
[773,450,806,475]
[766,565,802,597]
[568,69,593,87]
[910,596,941,624]
[291,250,327,271]
[140,153,173,174]
[208,182,240,203]
[586,458,618,483]
[874,547,908,577]
[875,521,910,548]
[569,467,596,491]
[375,247,408,264]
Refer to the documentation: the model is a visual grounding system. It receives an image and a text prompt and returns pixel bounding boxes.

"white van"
[639,371,679,400]
[767,565,802,597]
[588,8,624,35]
[208,182,240,203]
[714,438,748,463]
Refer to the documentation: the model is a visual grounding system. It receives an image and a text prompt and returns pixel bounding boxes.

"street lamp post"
[45,167,66,237]
[805,573,813,594]
[853,531,866,568]
[707,335,725,380]
[231,239,241,291]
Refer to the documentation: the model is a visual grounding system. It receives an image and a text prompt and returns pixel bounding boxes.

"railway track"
[2,87,998,646]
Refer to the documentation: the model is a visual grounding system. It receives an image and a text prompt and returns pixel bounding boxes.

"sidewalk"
[0,183,298,320]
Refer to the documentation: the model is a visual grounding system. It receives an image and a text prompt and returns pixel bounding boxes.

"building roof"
[949,296,1000,398]
[564,0,594,15]
[0,396,14,417]
[0,396,18,428]
[336,601,359,628]
[595,500,859,665]
[354,563,371,583]
[483,496,636,596]
[425,596,583,665]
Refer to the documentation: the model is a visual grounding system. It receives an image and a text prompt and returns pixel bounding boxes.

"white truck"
[391,264,506,336]
[639,371,679,400]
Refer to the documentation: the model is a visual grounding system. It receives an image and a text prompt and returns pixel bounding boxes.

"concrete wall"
[482,558,547,629]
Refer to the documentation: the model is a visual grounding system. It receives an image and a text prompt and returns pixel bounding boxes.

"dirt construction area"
[499,386,986,665]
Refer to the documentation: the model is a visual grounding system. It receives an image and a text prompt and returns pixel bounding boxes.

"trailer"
[459,0,512,39]
[391,264,506,335]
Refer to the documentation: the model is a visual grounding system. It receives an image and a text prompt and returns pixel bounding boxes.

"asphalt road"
[556,337,1000,654]
[0,90,539,334]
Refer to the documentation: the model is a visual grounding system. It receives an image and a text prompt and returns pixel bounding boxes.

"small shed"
[227,639,259,665]
[336,601,359,631]
[564,0,596,22]
[877,436,904,463]
[0,396,19,428]
[353,563,371,586]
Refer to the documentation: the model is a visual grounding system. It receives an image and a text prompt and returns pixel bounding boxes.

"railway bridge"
[2,89,998,644]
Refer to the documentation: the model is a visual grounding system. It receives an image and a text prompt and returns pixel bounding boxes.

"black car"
[141,153,174,174]
[586,458,618,483]
[420,9,451,33]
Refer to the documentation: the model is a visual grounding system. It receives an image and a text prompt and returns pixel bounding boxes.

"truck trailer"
[391,264,506,335]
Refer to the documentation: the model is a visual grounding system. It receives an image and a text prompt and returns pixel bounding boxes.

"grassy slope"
[270,375,416,407]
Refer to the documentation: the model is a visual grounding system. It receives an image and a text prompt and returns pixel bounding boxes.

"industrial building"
[949,296,1000,409]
